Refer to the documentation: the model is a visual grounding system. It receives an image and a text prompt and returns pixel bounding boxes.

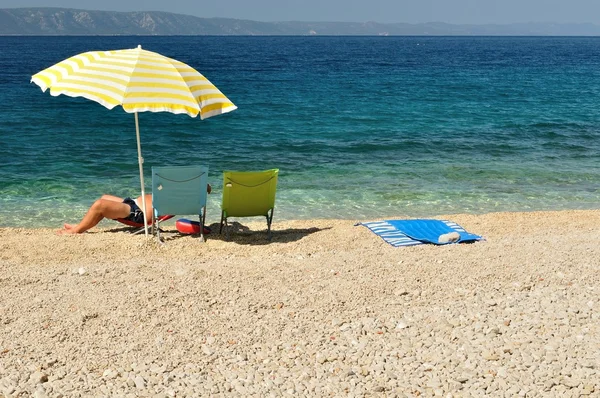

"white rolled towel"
[438,231,460,244]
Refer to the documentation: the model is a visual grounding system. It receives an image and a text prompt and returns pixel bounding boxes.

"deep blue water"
[1,36,599,227]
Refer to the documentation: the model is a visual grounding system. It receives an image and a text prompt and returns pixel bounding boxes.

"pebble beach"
[0,209,599,397]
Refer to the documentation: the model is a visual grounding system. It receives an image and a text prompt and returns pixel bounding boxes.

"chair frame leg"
[266,208,274,240]
[132,227,145,235]
[219,211,225,234]
[220,211,230,240]
[199,206,206,242]
[156,216,163,245]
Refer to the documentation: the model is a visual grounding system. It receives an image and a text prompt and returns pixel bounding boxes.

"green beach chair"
[152,165,209,243]
[220,169,279,240]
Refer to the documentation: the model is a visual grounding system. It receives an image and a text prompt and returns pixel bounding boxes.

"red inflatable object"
[176,218,211,235]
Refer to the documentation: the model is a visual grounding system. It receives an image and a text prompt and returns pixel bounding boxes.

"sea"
[1,36,599,228]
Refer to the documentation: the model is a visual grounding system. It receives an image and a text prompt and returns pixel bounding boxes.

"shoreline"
[4,199,600,229]
[1,209,599,395]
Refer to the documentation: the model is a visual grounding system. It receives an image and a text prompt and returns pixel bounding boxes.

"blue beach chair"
[151,165,209,243]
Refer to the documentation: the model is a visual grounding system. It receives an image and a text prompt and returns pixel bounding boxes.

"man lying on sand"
[58,185,211,235]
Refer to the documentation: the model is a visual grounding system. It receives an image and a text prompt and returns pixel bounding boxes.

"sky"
[3,0,600,25]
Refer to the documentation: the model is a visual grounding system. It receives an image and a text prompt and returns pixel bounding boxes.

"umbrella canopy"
[31,45,237,235]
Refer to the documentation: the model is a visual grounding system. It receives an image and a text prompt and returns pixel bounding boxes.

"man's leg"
[59,197,131,234]
[63,195,126,231]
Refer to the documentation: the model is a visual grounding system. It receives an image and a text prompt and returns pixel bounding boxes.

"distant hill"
[2,8,600,36]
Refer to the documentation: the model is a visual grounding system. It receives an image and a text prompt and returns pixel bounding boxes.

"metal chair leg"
[199,209,205,242]
[266,208,274,240]
[220,211,230,240]
[156,220,163,244]
[153,211,161,244]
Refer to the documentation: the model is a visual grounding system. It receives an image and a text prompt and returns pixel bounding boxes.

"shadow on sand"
[106,221,329,246]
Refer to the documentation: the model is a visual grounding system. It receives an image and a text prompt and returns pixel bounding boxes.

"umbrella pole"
[134,112,149,237]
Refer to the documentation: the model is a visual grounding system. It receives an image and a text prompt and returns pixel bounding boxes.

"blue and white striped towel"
[360,219,483,247]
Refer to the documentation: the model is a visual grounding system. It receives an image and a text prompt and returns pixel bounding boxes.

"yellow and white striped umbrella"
[31,45,237,119]
[31,45,237,236]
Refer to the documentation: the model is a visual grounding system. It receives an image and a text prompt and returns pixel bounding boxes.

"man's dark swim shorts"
[122,197,145,224]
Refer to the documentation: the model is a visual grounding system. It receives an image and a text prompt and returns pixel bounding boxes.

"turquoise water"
[1,36,599,227]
